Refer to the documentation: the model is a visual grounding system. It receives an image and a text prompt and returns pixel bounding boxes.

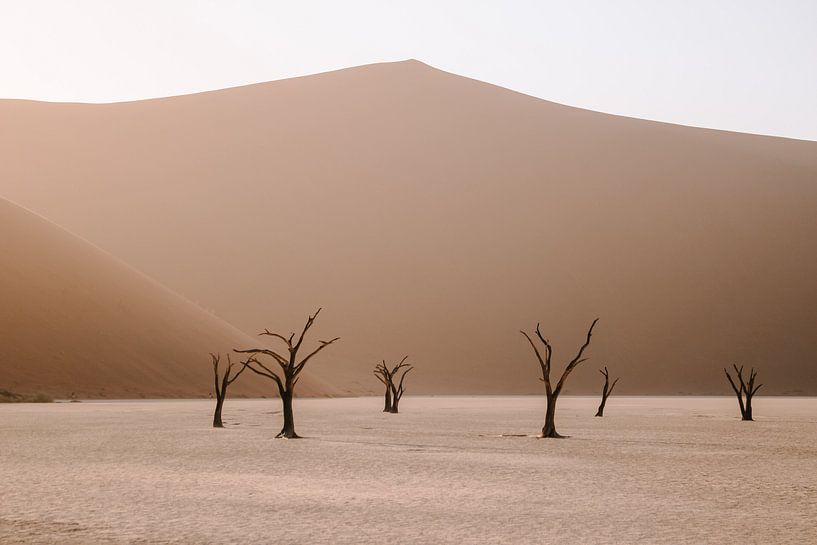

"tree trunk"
[277,390,299,438]
[389,382,402,413]
[541,393,563,438]
[383,388,392,412]
[595,389,608,417]
[212,395,225,428]
[743,398,753,421]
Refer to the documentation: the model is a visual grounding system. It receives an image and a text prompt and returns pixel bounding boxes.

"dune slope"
[1,60,816,394]
[0,198,332,398]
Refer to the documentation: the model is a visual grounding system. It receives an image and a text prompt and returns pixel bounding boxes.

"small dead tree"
[521,318,598,438]
[211,353,250,428]
[594,366,619,417]
[373,357,413,413]
[389,360,413,414]
[234,308,339,438]
[724,364,762,421]
[373,362,393,412]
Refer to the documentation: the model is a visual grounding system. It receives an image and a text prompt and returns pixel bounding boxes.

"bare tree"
[724,364,762,421]
[373,362,392,412]
[234,308,339,438]
[389,360,413,414]
[594,366,619,417]
[373,357,413,413]
[211,353,250,428]
[521,318,599,438]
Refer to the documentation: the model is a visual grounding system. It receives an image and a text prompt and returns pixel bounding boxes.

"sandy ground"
[2,396,816,544]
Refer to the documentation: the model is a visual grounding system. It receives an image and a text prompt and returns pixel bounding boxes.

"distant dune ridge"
[1,60,816,396]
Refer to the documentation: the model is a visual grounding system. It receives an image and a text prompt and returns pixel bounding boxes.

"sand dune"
[0,197,333,398]
[1,60,816,395]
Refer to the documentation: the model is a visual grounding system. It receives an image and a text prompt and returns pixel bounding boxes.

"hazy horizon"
[1,1,816,141]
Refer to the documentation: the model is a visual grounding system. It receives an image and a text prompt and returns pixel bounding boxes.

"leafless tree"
[724,364,762,421]
[234,308,339,438]
[594,366,619,417]
[373,356,413,413]
[373,362,393,412]
[389,360,413,414]
[521,318,599,438]
[211,353,250,428]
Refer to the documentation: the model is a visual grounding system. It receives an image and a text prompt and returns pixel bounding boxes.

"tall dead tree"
[373,357,413,413]
[235,308,339,438]
[211,353,250,428]
[724,364,762,421]
[594,366,619,417]
[521,318,599,438]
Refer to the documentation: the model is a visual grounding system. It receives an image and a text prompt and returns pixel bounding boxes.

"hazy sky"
[2,1,816,140]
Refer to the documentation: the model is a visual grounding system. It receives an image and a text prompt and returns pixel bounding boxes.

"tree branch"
[211,353,221,397]
[234,347,289,370]
[553,318,598,396]
[395,366,414,399]
[226,354,253,385]
[259,329,294,348]
[242,359,284,391]
[293,336,340,376]
[292,308,322,355]
[521,331,546,377]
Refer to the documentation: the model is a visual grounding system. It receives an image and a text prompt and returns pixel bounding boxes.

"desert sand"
[0,197,332,399]
[2,396,816,544]
[1,60,816,396]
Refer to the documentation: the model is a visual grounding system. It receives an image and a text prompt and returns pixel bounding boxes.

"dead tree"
[373,362,393,412]
[211,353,250,428]
[373,357,413,413]
[234,308,339,438]
[521,318,598,438]
[724,364,762,421]
[594,366,619,417]
[389,359,413,414]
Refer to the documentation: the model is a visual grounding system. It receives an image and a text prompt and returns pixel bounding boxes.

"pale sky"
[2,0,816,140]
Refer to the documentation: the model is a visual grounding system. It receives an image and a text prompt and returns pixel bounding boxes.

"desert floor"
[2,396,816,544]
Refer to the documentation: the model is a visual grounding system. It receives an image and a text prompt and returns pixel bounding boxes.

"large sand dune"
[1,60,816,394]
[0,197,332,398]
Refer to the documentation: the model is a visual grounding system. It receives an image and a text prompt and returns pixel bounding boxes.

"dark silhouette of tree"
[234,308,339,438]
[389,360,413,414]
[211,353,250,428]
[724,364,762,421]
[521,318,599,438]
[594,366,619,417]
[373,356,413,413]
[373,361,394,412]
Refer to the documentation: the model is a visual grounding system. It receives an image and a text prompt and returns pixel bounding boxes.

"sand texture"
[0,197,333,399]
[1,60,816,396]
[2,396,816,544]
